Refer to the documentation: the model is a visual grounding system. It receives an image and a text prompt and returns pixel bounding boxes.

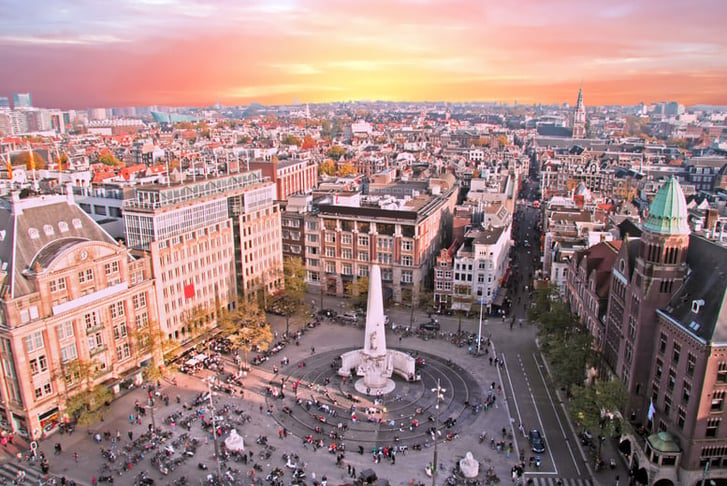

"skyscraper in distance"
[13,93,32,108]
[0,97,9,108]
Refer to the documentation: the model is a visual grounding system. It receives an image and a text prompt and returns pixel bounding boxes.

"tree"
[326,145,346,159]
[275,257,307,335]
[219,300,272,366]
[570,379,628,457]
[319,159,336,176]
[350,275,370,310]
[529,283,594,394]
[337,162,356,176]
[97,150,123,167]
[497,134,509,147]
[301,135,316,149]
[12,151,47,170]
[62,359,112,425]
[282,134,302,147]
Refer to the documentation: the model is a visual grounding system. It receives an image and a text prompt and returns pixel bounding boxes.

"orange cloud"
[1,0,725,107]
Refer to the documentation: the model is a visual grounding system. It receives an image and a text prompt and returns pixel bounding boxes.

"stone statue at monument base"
[459,451,479,478]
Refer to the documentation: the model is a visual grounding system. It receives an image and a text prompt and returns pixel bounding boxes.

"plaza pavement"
[0,292,623,486]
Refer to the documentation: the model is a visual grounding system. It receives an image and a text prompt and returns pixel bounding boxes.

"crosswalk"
[524,478,593,486]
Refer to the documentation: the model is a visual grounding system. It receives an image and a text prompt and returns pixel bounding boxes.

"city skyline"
[1,0,726,109]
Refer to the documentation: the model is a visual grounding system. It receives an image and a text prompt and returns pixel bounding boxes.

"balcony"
[86,324,103,335]
[89,345,107,356]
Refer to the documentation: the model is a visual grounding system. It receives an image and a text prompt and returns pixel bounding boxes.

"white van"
[341,311,359,322]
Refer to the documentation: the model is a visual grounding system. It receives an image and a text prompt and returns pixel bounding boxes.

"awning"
[492,288,508,307]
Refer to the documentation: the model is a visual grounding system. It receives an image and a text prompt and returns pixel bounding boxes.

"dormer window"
[72,218,82,229]
[58,222,69,232]
[692,299,705,314]
[28,228,39,239]
[43,224,54,236]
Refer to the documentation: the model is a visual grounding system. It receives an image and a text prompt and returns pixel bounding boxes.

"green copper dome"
[643,177,690,235]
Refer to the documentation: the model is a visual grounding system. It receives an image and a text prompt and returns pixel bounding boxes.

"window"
[358,265,368,277]
[109,302,125,319]
[401,255,413,267]
[116,343,131,361]
[34,381,52,399]
[324,233,336,243]
[104,262,119,275]
[706,418,720,437]
[87,332,103,350]
[682,381,691,404]
[341,234,352,245]
[358,251,369,262]
[24,331,44,353]
[78,269,94,283]
[655,358,663,380]
[377,253,392,264]
[381,268,393,281]
[718,363,727,383]
[377,238,393,250]
[135,312,149,329]
[664,394,672,417]
[668,369,676,391]
[325,262,336,274]
[672,343,681,364]
[60,343,77,363]
[341,264,353,276]
[29,355,48,375]
[84,312,99,330]
[401,270,413,284]
[341,249,353,260]
[133,293,147,309]
[677,407,686,429]
[659,333,668,354]
[325,247,336,258]
[113,323,127,340]
[49,278,66,293]
[687,353,696,377]
[358,235,369,246]
[711,391,724,412]
[401,240,413,252]
[57,321,74,340]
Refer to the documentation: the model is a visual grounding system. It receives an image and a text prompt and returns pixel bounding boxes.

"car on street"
[318,309,337,318]
[340,311,360,322]
[419,319,440,331]
[529,429,546,453]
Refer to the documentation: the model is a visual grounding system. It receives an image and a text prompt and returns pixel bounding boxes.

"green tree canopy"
[12,151,47,170]
[97,150,123,167]
[326,145,346,159]
[338,162,356,176]
[319,159,336,176]
[282,134,302,146]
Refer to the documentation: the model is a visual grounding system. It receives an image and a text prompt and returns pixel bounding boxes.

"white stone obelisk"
[363,265,387,358]
[338,264,416,394]
[361,265,391,390]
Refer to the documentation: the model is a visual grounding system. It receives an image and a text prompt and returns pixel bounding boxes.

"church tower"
[572,84,586,138]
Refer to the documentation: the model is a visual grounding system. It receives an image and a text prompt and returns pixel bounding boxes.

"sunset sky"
[1,0,725,109]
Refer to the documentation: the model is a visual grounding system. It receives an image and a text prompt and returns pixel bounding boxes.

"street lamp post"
[477,299,484,353]
[146,392,156,440]
[207,380,223,481]
[431,379,446,486]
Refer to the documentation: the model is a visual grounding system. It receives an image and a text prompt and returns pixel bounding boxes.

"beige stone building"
[123,172,282,345]
[0,190,157,440]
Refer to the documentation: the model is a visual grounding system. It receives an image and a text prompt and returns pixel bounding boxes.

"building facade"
[0,191,157,440]
[123,172,281,345]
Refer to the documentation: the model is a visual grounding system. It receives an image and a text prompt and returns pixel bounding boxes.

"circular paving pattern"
[267,346,485,449]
